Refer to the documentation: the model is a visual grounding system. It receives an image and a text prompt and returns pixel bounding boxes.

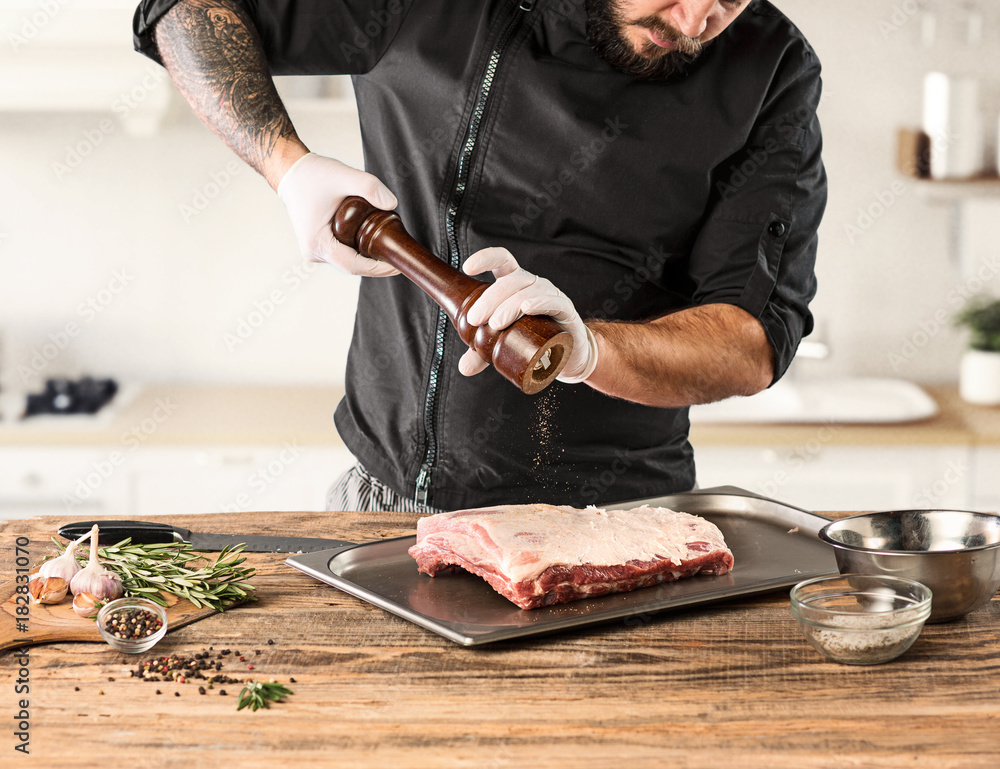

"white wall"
[0,87,366,388]
[781,0,1000,382]
[1,0,998,389]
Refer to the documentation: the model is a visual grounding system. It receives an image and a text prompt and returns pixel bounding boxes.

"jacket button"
[768,221,787,238]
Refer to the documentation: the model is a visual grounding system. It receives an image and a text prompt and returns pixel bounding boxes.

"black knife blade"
[57,520,355,553]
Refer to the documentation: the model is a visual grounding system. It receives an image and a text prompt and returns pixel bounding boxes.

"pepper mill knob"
[333,196,573,394]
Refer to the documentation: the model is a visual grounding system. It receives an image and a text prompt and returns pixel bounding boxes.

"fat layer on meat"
[407,504,734,610]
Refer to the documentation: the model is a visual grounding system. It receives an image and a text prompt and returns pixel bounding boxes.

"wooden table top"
[2,510,998,768]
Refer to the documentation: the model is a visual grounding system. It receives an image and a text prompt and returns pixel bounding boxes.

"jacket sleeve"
[133,0,412,75]
[685,44,827,382]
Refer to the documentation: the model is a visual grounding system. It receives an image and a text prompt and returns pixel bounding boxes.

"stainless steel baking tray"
[285,486,837,646]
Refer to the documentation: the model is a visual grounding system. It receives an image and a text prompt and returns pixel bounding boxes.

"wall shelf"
[907,174,1000,280]
[913,176,1000,200]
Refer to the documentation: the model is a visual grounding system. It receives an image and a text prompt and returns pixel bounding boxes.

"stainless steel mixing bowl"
[818,510,1000,622]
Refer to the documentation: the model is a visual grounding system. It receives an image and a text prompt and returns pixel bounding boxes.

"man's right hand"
[277,153,401,277]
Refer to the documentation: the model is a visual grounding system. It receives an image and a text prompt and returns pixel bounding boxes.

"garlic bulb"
[38,528,92,583]
[72,592,101,618]
[28,576,68,604]
[69,525,123,601]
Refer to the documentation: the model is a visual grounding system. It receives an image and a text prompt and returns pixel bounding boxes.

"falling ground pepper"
[530,389,573,495]
[530,389,557,472]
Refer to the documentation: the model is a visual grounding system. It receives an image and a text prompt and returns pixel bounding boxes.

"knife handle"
[57,520,190,545]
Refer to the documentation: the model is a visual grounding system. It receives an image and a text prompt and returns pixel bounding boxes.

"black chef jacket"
[134,0,827,510]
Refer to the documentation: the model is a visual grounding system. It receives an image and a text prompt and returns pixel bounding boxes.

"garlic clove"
[69,524,124,601]
[72,592,102,618]
[97,572,124,602]
[38,527,92,583]
[28,576,69,604]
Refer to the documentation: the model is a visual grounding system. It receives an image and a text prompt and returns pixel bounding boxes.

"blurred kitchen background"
[2,0,1000,519]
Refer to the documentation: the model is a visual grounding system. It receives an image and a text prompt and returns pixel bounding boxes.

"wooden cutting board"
[0,579,222,652]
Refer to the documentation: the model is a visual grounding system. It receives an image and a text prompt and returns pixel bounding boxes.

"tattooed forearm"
[155,0,306,187]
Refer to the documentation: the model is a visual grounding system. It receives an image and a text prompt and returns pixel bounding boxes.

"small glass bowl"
[790,574,932,665]
[97,597,168,653]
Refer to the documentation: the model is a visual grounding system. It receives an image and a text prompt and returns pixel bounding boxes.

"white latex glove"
[276,152,400,277]
[458,247,599,384]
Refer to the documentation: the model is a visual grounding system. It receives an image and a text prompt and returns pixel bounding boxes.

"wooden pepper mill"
[333,196,573,394]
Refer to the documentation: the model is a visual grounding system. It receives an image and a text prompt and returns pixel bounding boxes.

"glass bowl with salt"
[790,574,932,665]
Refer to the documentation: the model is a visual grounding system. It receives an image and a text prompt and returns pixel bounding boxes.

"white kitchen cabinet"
[0,445,355,520]
[0,446,132,519]
[129,446,355,516]
[0,2,172,134]
[970,448,1000,512]
[693,444,973,512]
[0,2,355,135]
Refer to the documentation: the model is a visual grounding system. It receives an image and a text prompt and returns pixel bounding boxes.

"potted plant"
[956,297,1000,405]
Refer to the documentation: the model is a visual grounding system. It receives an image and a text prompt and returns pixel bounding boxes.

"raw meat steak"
[407,504,734,610]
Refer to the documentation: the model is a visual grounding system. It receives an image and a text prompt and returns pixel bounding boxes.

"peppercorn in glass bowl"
[97,597,168,653]
[789,574,932,665]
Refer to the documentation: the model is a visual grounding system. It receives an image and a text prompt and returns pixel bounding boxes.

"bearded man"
[133,0,826,513]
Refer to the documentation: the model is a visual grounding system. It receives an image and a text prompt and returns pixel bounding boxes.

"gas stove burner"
[25,377,119,417]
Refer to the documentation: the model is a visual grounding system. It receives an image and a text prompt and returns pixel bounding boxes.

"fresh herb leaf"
[53,537,256,613]
[237,681,293,712]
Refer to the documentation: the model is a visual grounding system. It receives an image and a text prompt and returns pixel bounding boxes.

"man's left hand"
[458,248,598,383]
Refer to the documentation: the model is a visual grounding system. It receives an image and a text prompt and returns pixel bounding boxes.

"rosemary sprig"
[237,681,293,711]
[53,537,257,612]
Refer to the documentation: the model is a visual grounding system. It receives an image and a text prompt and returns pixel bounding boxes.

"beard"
[585,0,707,80]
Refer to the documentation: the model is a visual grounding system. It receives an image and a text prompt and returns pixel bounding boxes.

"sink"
[688,377,938,424]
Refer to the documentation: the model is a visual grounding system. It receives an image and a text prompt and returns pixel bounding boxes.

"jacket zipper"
[414,0,535,507]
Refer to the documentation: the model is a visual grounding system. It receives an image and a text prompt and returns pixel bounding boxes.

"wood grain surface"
[1,510,998,768]
[0,581,223,652]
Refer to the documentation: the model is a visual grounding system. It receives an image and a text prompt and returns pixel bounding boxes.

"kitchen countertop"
[691,385,1000,446]
[4,383,1000,448]
[0,385,348,447]
[2,509,998,768]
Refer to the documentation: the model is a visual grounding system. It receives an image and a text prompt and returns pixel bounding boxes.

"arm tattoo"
[155,0,300,180]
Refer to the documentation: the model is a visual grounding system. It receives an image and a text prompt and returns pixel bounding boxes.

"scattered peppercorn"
[99,691,104,695]
[267,639,274,645]
[247,664,254,670]
[220,690,228,696]
[175,692,180,697]
[129,648,251,692]
[74,686,80,691]
[198,686,206,695]
[289,678,296,683]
